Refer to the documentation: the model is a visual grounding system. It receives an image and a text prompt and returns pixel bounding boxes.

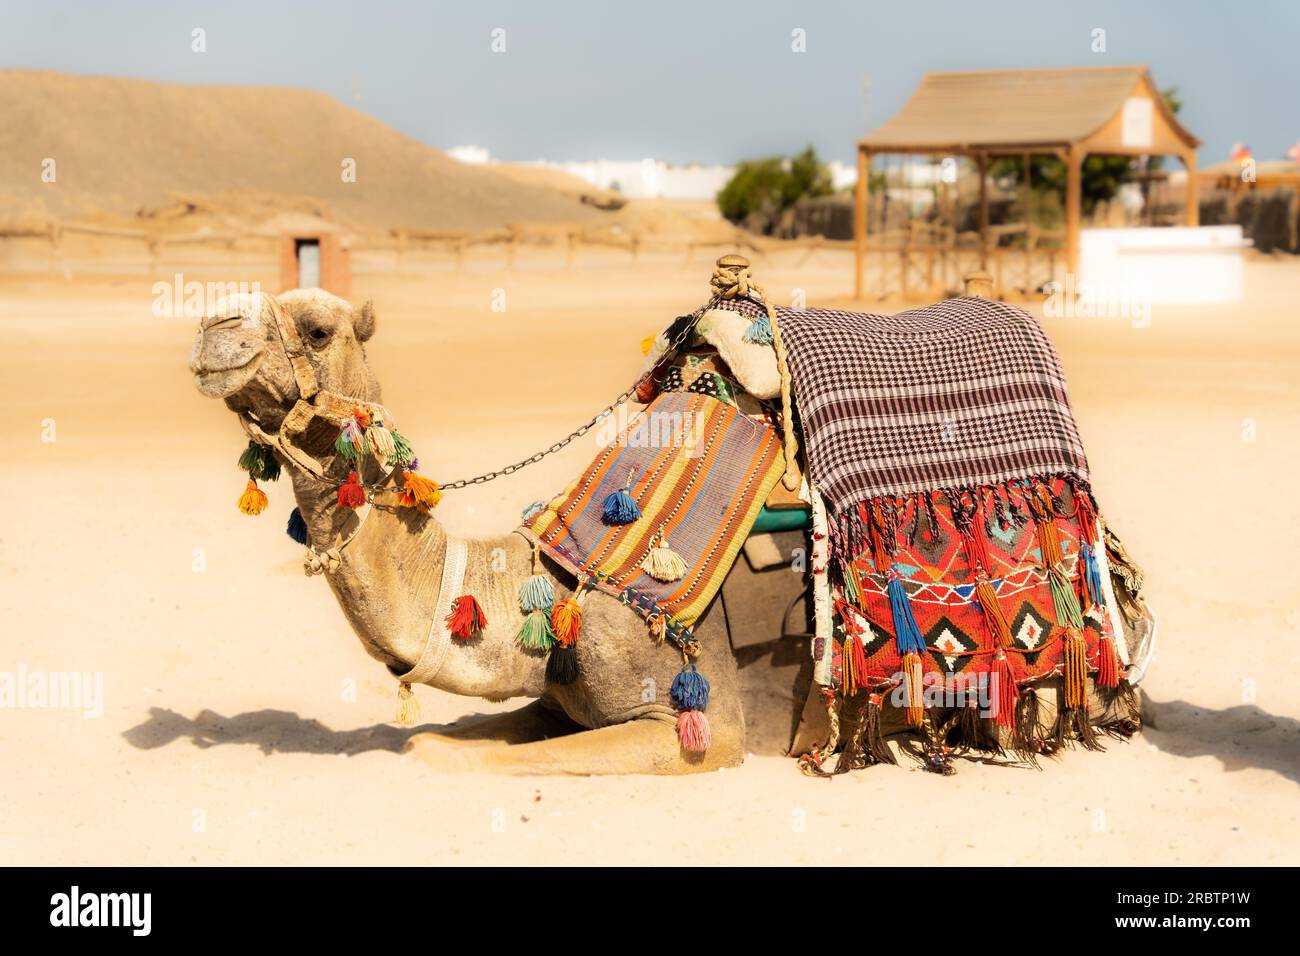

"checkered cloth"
[714,296,1089,512]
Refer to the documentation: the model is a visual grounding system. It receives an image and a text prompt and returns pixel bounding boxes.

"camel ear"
[354,300,376,342]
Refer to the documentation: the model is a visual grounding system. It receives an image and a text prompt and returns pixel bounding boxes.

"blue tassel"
[286,507,309,545]
[602,482,641,524]
[887,570,927,657]
[742,313,773,345]
[670,663,710,711]
[519,574,555,613]
[1080,542,1105,610]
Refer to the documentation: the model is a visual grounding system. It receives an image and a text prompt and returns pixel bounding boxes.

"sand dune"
[0,70,600,231]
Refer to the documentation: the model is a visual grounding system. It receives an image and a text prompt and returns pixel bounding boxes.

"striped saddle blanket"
[521,390,784,639]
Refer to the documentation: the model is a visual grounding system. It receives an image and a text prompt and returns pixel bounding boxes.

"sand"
[0,70,599,232]
[1,246,1297,865]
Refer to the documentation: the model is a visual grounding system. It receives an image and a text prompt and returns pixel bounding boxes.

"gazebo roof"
[859,66,1199,154]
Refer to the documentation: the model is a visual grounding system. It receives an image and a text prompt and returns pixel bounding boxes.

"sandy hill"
[0,70,600,232]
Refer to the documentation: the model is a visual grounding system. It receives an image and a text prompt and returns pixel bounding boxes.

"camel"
[190,287,753,775]
[190,285,1150,776]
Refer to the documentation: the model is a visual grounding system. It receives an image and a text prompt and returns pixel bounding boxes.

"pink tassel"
[676,710,711,753]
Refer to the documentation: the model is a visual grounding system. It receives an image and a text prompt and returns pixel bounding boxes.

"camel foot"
[408,698,582,748]
[405,714,744,776]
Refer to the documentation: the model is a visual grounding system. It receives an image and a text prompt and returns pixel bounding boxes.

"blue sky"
[2,0,1294,165]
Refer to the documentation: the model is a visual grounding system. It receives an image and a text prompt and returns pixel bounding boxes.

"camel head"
[189,289,379,428]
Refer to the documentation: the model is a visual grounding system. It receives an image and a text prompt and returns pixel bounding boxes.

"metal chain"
[437,302,712,490]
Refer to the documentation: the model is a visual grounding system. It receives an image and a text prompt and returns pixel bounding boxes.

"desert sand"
[1,244,1297,866]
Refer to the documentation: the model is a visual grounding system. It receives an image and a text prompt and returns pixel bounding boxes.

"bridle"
[234,293,397,485]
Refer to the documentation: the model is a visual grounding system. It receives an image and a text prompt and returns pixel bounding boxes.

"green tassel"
[237,440,280,481]
[388,430,415,468]
[1048,565,1085,629]
[516,609,556,651]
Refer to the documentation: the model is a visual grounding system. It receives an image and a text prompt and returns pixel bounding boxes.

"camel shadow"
[1143,696,1300,786]
[121,706,522,757]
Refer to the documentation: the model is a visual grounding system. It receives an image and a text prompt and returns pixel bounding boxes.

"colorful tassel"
[551,597,583,647]
[516,609,556,651]
[1032,488,1064,567]
[1048,564,1086,629]
[335,418,367,463]
[991,650,1019,729]
[901,651,925,727]
[1097,634,1121,689]
[519,574,555,613]
[337,471,367,509]
[286,506,308,545]
[395,682,420,726]
[641,527,687,582]
[1062,627,1088,710]
[545,644,579,685]
[886,569,927,657]
[677,709,711,753]
[399,470,442,510]
[601,471,641,525]
[670,663,710,711]
[238,440,280,481]
[387,429,415,468]
[445,594,487,641]
[973,572,1013,649]
[366,422,396,462]
[1079,541,1104,611]
[742,312,773,345]
[237,479,268,515]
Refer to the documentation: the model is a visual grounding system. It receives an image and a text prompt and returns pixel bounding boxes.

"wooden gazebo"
[853,65,1201,298]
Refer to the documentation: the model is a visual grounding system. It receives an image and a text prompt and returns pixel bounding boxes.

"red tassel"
[551,597,583,647]
[1075,486,1099,545]
[991,650,1019,729]
[337,471,366,509]
[1097,634,1121,689]
[445,594,487,641]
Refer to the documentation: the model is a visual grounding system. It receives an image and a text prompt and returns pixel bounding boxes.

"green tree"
[717,146,833,230]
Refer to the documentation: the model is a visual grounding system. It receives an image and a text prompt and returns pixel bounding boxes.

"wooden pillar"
[977,152,989,269]
[854,145,869,299]
[1182,151,1199,227]
[1065,145,1083,280]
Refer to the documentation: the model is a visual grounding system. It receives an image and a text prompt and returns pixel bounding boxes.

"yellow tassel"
[902,651,924,727]
[1063,627,1088,710]
[395,681,421,726]
[366,423,396,463]
[641,529,687,582]
[237,479,268,515]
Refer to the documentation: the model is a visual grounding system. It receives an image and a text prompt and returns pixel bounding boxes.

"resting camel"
[189,286,1150,776]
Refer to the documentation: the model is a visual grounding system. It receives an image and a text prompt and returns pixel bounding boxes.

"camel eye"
[307,326,331,343]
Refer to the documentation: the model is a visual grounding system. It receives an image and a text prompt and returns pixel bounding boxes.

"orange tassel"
[337,471,366,509]
[870,503,892,573]
[399,470,442,510]
[445,594,487,641]
[902,651,924,727]
[551,598,583,647]
[1097,634,1121,689]
[1032,488,1063,568]
[1063,627,1088,710]
[237,479,268,516]
[974,572,1013,649]
[991,650,1019,729]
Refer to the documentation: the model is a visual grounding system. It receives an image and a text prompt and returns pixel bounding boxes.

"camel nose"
[190,301,267,396]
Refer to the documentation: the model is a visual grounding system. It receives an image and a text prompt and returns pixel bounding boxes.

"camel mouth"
[193,352,263,398]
